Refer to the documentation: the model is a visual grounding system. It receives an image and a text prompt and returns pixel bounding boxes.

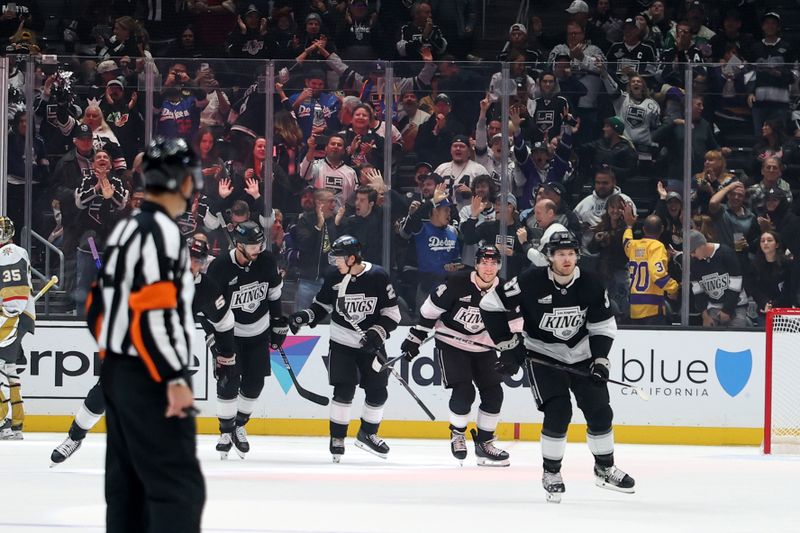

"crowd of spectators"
[4,0,800,329]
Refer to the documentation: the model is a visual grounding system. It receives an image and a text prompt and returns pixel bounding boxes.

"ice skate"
[0,419,13,440]
[543,470,566,503]
[330,437,345,463]
[50,437,82,466]
[10,424,22,440]
[594,464,635,493]
[354,430,389,459]
[450,429,467,465]
[471,429,510,467]
[216,432,233,460]
[232,426,249,459]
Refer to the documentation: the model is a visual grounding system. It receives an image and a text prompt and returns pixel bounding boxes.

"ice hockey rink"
[4,434,799,533]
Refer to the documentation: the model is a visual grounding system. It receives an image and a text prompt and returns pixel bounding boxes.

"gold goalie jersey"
[0,242,35,348]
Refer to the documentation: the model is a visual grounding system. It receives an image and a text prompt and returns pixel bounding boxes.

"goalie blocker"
[479,231,635,502]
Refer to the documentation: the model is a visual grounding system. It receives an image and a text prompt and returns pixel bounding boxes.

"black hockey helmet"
[231,220,266,246]
[189,236,209,259]
[475,244,502,264]
[330,235,362,260]
[546,231,580,256]
[142,136,202,193]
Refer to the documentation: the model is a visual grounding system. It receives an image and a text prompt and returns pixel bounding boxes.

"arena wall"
[18,322,764,446]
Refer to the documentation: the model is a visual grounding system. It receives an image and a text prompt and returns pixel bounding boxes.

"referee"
[86,137,205,532]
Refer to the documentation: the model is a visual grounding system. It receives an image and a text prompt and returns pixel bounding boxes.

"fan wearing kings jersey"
[479,231,635,503]
[205,220,288,459]
[289,235,401,463]
[402,245,521,466]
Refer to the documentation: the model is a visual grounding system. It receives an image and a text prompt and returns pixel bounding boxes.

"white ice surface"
[3,434,799,533]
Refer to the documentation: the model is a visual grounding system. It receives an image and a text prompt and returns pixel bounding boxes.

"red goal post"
[765,308,800,454]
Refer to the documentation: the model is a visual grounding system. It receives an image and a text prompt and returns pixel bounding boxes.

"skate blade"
[476,457,510,467]
[546,492,562,504]
[353,440,388,459]
[332,454,342,463]
[234,448,247,459]
[219,451,229,460]
[595,479,635,494]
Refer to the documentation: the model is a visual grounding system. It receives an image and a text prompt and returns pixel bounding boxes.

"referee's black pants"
[101,354,205,533]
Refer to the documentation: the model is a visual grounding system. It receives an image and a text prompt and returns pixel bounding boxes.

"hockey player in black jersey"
[289,235,401,462]
[205,221,288,459]
[480,231,634,502]
[402,245,519,466]
[51,234,236,465]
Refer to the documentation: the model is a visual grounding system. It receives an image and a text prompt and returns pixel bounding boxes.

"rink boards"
[16,322,764,446]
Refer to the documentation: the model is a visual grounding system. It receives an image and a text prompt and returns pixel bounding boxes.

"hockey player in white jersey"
[289,235,401,462]
[480,231,635,502]
[402,245,520,466]
[0,217,35,440]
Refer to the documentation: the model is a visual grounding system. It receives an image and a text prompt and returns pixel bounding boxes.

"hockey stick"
[276,346,329,406]
[433,330,650,401]
[337,273,436,421]
[378,334,435,372]
[34,276,59,302]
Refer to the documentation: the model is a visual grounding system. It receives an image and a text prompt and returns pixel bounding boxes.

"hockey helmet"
[0,217,14,244]
[330,235,362,259]
[475,244,502,265]
[231,220,266,247]
[189,236,209,259]
[546,231,580,256]
[142,136,202,193]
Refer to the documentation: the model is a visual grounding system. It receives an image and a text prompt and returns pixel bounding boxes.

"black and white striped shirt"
[87,200,194,383]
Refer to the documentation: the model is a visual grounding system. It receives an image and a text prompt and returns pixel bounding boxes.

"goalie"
[0,217,35,440]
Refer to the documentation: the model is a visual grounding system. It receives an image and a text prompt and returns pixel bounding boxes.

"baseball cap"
[415,162,433,172]
[509,23,527,34]
[687,1,705,13]
[606,116,626,135]
[306,12,322,23]
[422,172,444,185]
[74,123,93,139]
[434,197,451,208]
[766,187,787,199]
[434,93,452,105]
[688,230,707,253]
[97,60,118,74]
[106,78,124,88]
[542,181,566,197]
[243,4,259,16]
[504,193,517,208]
[665,191,682,203]
[763,11,781,23]
[532,141,549,152]
[624,17,637,26]
[451,134,470,146]
[565,0,589,14]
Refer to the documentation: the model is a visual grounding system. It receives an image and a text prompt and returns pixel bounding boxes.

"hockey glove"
[213,349,236,390]
[590,357,610,383]
[494,335,527,376]
[289,309,314,334]
[361,326,387,355]
[401,327,427,361]
[270,316,289,349]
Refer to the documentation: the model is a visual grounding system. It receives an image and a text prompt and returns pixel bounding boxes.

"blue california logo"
[269,336,320,394]
[714,349,752,397]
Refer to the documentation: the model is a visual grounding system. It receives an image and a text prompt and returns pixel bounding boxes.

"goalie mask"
[0,217,15,244]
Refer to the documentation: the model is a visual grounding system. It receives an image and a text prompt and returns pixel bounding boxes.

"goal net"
[765,308,800,454]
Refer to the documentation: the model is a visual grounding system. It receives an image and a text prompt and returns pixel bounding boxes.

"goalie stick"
[433,330,650,401]
[337,274,436,420]
[34,275,59,302]
[275,346,329,406]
